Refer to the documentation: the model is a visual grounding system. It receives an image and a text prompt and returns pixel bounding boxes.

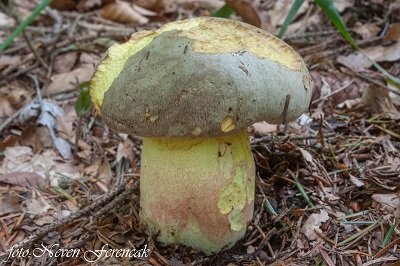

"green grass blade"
[277,0,304,38]
[212,3,235,18]
[315,0,400,86]
[264,197,278,216]
[315,0,357,48]
[381,223,395,247]
[338,220,381,246]
[0,0,53,53]
[359,50,400,85]
[295,181,315,208]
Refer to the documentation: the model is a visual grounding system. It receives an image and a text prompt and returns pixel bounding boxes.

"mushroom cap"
[90,17,312,138]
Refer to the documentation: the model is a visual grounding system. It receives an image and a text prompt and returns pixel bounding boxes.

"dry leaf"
[226,0,262,28]
[116,138,135,162]
[383,22,400,43]
[337,52,370,71]
[77,0,102,11]
[298,147,316,168]
[349,174,364,187]
[0,147,78,187]
[100,1,149,24]
[53,52,78,74]
[333,0,354,12]
[338,42,400,70]
[24,198,52,215]
[34,215,55,226]
[337,98,362,109]
[0,11,15,27]
[353,22,380,40]
[269,0,309,30]
[46,64,94,95]
[0,194,20,216]
[50,0,77,10]
[372,193,400,218]
[132,4,158,16]
[250,121,277,135]
[363,42,400,64]
[0,172,46,188]
[362,84,399,115]
[133,0,160,10]
[0,55,19,70]
[312,77,331,119]
[301,210,330,241]
[388,81,400,106]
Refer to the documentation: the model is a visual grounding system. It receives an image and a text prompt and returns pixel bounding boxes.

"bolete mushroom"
[90,17,312,254]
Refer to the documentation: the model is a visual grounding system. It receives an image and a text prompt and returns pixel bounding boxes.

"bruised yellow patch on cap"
[171,17,304,72]
[90,31,156,111]
[90,17,305,111]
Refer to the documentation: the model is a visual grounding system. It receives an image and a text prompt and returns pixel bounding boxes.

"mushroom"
[90,17,312,254]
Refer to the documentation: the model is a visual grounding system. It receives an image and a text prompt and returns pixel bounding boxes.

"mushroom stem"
[140,130,255,254]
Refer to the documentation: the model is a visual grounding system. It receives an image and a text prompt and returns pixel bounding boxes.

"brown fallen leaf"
[50,0,77,10]
[0,11,15,28]
[24,198,52,215]
[333,0,354,12]
[383,22,400,43]
[0,172,46,188]
[363,42,400,64]
[338,42,400,71]
[250,121,277,135]
[337,52,370,71]
[45,64,94,95]
[353,22,380,40]
[269,0,309,32]
[1,147,79,187]
[100,0,149,24]
[133,0,160,10]
[132,3,158,17]
[226,0,262,28]
[53,52,78,74]
[372,193,400,218]
[388,81,400,106]
[34,215,55,226]
[0,55,20,70]
[0,194,20,216]
[0,90,16,119]
[0,85,30,109]
[362,84,399,115]
[77,0,102,11]
[116,137,136,163]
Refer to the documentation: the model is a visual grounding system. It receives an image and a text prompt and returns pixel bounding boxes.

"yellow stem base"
[140,130,255,254]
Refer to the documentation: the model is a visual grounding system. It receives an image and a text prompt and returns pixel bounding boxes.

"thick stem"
[140,130,255,254]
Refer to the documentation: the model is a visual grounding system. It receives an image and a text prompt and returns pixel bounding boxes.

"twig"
[94,180,139,217]
[42,6,63,45]
[251,132,337,145]
[0,74,42,135]
[0,108,24,135]
[312,81,353,104]
[27,74,42,102]
[22,30,48,70]
[374,237,400,258]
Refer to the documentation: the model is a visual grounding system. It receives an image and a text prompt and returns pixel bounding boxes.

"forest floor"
[0,0,400,265]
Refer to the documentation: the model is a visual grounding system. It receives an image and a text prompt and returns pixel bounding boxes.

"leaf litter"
[0,0,399,265]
